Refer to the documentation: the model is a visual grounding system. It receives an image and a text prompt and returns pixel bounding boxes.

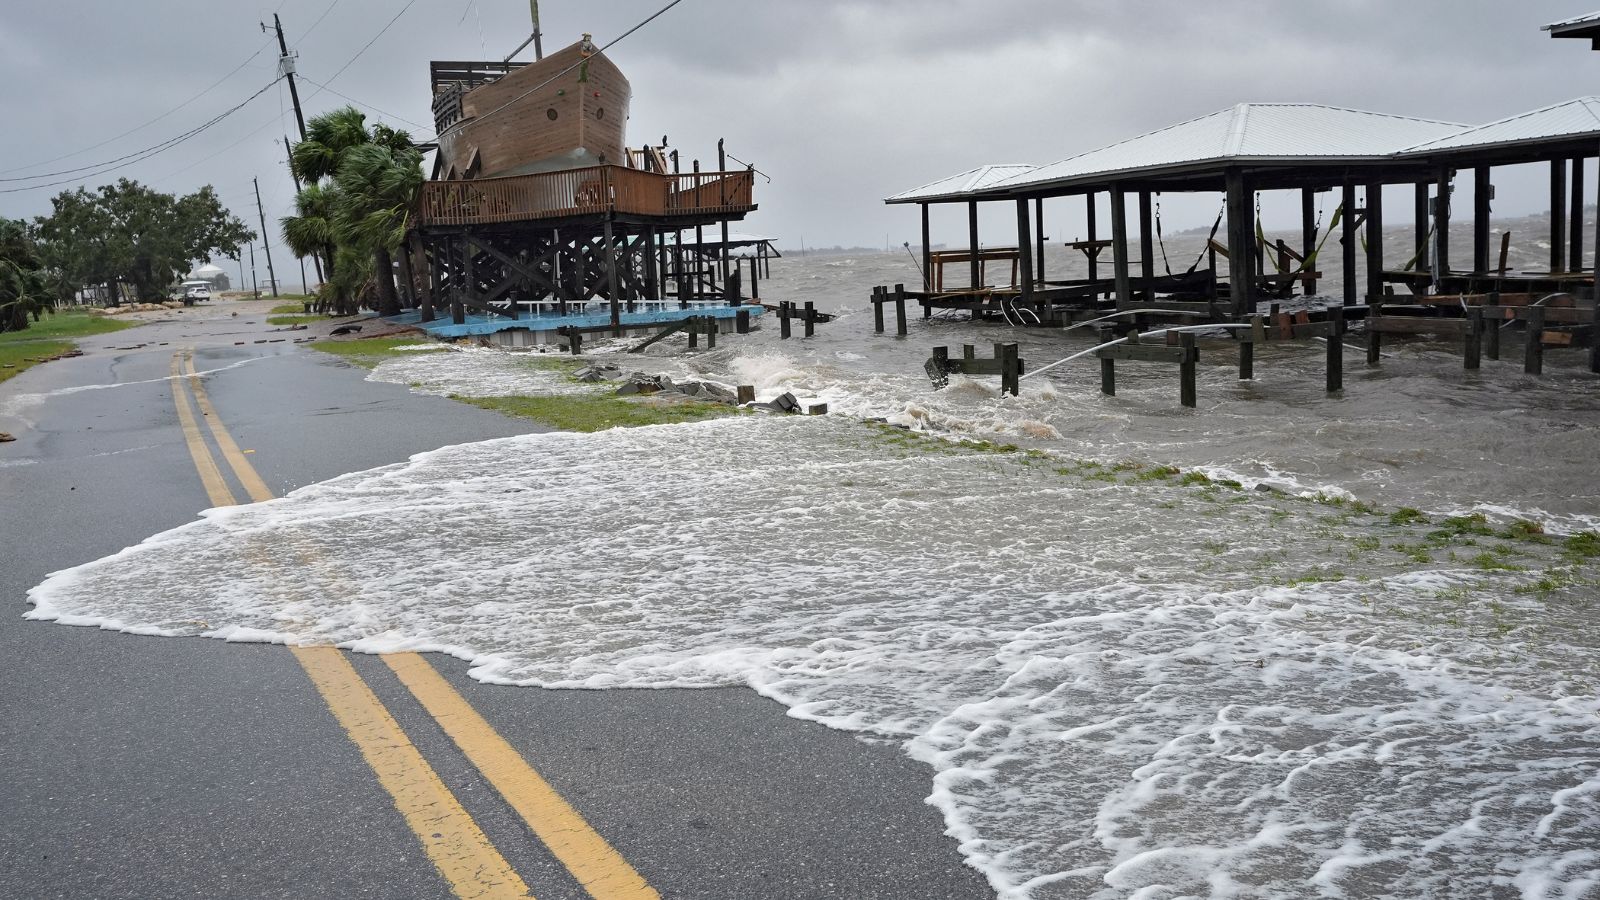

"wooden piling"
[737,385,755,404]
[998,342,1020,397]
[688,321,699,349]
[1464,305,1483,370]
[569,330,583,355]
[967,201,981,291]
[872,287,885,333]
[1366,296,1383,366]
[1485,291,1501,360]
[1414,182,1431,275]
[895,283,908,336]
[705,319,716,349]
[1365,183,1384,301]
[1111,186,1132,306]
[1099,331,1115,396]
[1326,305,1345,392]
[1571,155,1586,274]
[1225,170,1253,316]
[1179,333,1197,408]
[1301,188,1318,295]
[1138,191,1155,300]
[1434,167,1452,283]
[920,203,933,292]
[779,301,791,339]
[1015,198,1034,302]
[1239,318,1259,381]
[1341,182,1358,307]
[736,309,750,334]
[804,301,816,338]
[1473,167,1492,274]
[1526,305,1545,374]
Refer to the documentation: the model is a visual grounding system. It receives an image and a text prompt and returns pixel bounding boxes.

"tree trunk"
[395,244,418,311]
[374,246,400,317]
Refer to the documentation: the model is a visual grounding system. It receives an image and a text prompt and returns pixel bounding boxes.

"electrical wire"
[312,0,418,92]
[0,42,273,178]
[294,74,429,130]
[0,77,283,194]
[295,0,344,43]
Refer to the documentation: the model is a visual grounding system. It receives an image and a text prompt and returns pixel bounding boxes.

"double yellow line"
[169,350,656,900]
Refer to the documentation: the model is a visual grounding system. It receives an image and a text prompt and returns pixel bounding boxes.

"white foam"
[26,416,1600,898]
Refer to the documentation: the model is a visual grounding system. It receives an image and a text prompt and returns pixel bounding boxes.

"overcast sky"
[4,0,1600,279]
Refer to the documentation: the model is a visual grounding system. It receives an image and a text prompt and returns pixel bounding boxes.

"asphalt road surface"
[0,300,992,899]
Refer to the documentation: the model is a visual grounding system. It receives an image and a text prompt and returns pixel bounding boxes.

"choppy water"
[28,251,1600,898]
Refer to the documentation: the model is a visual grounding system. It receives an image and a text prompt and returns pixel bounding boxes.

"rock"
[766,392,801,414]
[0,433,14,443]
[807,403,829,416]
[573,364,621,382]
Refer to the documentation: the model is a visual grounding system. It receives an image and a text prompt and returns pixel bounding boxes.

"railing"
[416,165,755,228]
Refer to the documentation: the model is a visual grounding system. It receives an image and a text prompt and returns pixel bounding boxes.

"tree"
[33,180,253,303]
[284,107,422,317]
[0,218,53,333]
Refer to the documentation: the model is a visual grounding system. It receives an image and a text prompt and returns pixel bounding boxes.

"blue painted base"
[389,304,765,339]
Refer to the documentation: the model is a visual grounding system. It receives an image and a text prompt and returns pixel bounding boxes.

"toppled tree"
[33,180,253,304]
[0,218,53,333]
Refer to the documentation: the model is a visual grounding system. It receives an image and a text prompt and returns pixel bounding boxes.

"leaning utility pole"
[284,135,323,287]
[253,177,279,298]
[265,14,307,141]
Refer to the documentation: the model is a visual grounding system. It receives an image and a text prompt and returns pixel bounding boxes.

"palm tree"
[0,218,53,333]
[331,143,423,318]
[282,107,423,317]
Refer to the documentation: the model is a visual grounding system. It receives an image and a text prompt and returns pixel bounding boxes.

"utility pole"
[264,14,307,141]
[253,177,279,298]
[248,242,259,300]
[284,134,323,288]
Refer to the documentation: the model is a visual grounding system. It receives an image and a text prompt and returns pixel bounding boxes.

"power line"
[0,41,274,177]
[296,0,344,43]
[313,0,419,92]
[0,78,283,194]
[294,74,428,130]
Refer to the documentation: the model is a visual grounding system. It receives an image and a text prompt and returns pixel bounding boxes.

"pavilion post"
[1301,188,1318,295]
[967,200,981,290]
[1034,197,1046,286]
[1594,138,1600,373]
[1414,182,1431,275]
[920,203,932,292]
[1434,167,1452,288]
[1341,182,1358,307]
[1111,185,1132,307]
[1571,155,1586,275]
[1225,169,1253,316]
[1473,166,1492,274]
[1138,190,1155,301]
[1365,182,1384,302]
[1015,198,1034,302]
[1085,192,1099,288]
[1551,158,1567,273]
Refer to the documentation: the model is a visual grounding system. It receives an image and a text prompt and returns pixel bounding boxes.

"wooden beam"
[1225,169,1253,316]
[1138,191,1155,300]
[1342,182,1358,307]
[1414,182,1430,274]
[1473,166,1491,273]
[1015,198,1034,301]
[967,200,981,290]
[1111,186,1132,307]
[1301,188,1318,296]
[1034,197,1046,286]
[1571,155,1586,274]
[1365,183,1384,301]
[920,203,932,292]
[1434,167,1452,283]
[1551,158,1567,273]
[1085,192,1099,288]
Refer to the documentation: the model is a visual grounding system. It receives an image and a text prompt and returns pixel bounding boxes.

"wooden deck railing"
[416,165,755,227]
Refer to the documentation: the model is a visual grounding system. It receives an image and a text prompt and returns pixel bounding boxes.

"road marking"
[294,646,533,900]
[169,350,533,900]
[182,352,273,503]
[169,353,235,508]
[173,350,658,899]
[386,653,659,900]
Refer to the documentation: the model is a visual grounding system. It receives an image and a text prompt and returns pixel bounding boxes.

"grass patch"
[1429,513,1495,541]
[453,393,742,431]
[1498,519,1551,543]
[269,299,315,314]
[1563,531,1600,562]
[0,310,136,383]
[1388,507,1429,526]
[1469,551,1525,572]
[311,337,444,369]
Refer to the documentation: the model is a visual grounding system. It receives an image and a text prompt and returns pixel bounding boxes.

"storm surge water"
[27,252,1600,897]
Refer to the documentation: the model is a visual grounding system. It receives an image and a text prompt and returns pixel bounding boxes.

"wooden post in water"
[778,301,791,339]
[1239,317,1258,381]
[737,385,755,405]
[569,330,583,355]
[1473,167,1492,274]
[872,287,884,333]
[1571,155,1586,275]
[1434,167,1452,290]
[895,283,908,336]
[1326,305,1345,392]
[1225,169,1253,316]
[736,309,750,334]
[705,318,716,350]
[967,201,981,291]
[1111,186,1132,307]
[1414,182,1431,276]
[1365,183,1384,302]
[1179,332,1198,408]
[804,301,816,338]
[1366,295,1383,366]
[1525,305,1545,374]
[1099,330,1116,396]
[1593,139,1600,373]
[1551,159,1567,274]
[1015,198,1034,302]
[1341,182,1358,307]
[1464,305,1483,370]
[998,342,1020,397]
[1138,191,1155,301]
[920,203,933,293]
[1485,291,1501,360]
[1301,188,1318,296]
[688,318,699,349]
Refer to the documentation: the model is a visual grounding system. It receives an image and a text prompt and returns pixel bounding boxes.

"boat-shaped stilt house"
[406,35,761,345]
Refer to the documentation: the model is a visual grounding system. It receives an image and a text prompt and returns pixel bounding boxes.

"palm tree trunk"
[396,243,419,312]
[374,246,400,317]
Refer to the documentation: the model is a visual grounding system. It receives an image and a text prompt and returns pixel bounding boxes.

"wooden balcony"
[416,165,755,228]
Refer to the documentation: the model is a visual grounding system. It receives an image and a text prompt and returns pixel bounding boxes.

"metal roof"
[1400,97,1600,154]
[1544,11,1600,31]
[986,103,1464,194]
[883,164,1035,204]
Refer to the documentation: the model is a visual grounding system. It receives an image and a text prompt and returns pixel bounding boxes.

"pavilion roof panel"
[883,164,1036,203]
[1399,97,1600,154]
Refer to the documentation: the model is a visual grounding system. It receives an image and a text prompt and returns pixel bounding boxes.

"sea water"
[26,249,1600,898]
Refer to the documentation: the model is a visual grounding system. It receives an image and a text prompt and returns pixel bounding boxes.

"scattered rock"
[807,403,829,416]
